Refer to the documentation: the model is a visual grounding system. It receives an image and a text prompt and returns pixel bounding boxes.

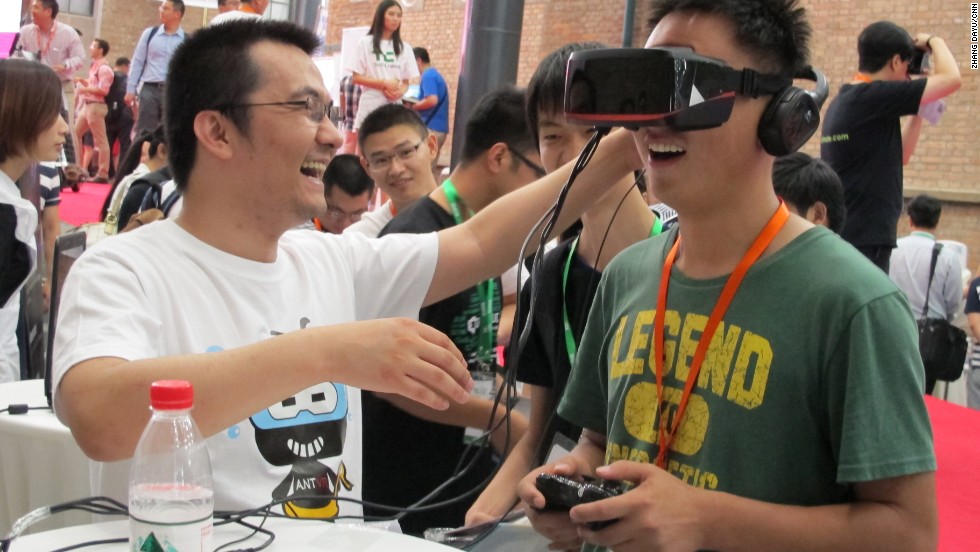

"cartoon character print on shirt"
[605,308,772,491]
[250,318,354,518]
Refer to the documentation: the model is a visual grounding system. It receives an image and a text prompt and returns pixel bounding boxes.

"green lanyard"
[442,180,497,364]
[561,216,664,366]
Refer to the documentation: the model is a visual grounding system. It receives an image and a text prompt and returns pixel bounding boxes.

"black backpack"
[105,70,128,123]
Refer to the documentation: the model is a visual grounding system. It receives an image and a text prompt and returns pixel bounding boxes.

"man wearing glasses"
[821,21,959,272]
[315,153,374,234]
[344,104,441,236]
[125,0,186,137]
[363,87,543,535]
[51,20,639,516]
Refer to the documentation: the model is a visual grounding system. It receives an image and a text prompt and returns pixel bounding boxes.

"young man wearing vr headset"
[821,21,961,272]
[517,1,936,551]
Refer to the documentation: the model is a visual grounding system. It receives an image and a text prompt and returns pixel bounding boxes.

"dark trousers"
[134,83,164,138]
[855,244,893,273]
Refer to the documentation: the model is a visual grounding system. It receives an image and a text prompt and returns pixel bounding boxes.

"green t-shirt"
[560,226,935,512]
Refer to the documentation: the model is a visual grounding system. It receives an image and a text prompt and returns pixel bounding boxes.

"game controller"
[535,473,624,530]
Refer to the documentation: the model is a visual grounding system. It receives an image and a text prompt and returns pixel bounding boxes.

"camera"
[909,49,930,75]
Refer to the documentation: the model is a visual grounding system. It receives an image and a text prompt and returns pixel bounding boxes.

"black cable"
[0,404,49,415]
[50,537,128,551]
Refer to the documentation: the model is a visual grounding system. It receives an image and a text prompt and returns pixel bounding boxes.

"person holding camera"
[821,21,961,272]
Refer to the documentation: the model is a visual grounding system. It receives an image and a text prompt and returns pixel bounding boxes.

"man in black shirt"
[363,88,541,535]
[820,21,960,271]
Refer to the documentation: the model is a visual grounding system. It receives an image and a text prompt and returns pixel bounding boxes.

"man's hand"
[124,92,137,106]
[913,33,933,51]
[331,318,473,410]
[568,461,706,552]
[518,461,590,551]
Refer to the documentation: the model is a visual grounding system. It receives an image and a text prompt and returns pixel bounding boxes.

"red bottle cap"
[149,380,194,410]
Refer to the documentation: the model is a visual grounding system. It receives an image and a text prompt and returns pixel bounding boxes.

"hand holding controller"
[535,473,625,530]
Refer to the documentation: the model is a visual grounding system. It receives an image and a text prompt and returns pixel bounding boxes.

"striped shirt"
[339,75,362,132]
[17,21,85,82]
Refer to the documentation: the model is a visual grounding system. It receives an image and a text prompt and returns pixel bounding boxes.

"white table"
[8,518,462,551]
[0,379,94,535]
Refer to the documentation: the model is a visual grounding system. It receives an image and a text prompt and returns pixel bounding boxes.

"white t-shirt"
[350,36,420,129]
[0,169,38,383]
[209,10,261,25]
[53,220,438,516]
[343,200,395,238]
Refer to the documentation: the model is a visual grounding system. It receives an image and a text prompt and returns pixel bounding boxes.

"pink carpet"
[57,181,111,227]
[926,396,980,551]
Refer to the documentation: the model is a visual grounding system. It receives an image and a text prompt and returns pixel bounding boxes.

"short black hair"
[167,0,186,16]
[115,57,130,67]
[907,194,941,229]
[358,103,429,151]
[39,0,59,19]
[413,46,429,64]
[460,86,535,166]
[858,21,915,73]
[772,152,846,233]
[324,154,374,197]
[166,20,319,191]
[93,38,109,56]
[526,41,605,150]
[647,0,811,74]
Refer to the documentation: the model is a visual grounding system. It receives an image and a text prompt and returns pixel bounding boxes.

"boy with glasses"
[315,153,374,234]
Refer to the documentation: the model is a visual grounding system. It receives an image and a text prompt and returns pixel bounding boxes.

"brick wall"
[323,0,978,263]
[92,0,979,264]
[97,0,208,70]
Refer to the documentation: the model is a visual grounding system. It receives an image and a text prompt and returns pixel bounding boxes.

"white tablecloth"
[0,379,93,535]
[8,518,462,551]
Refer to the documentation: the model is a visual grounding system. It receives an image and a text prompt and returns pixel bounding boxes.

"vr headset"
[564,47,829,156]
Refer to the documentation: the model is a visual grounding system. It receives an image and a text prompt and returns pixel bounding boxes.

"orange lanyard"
[312,217,324,231]
[36,25,55,60]
[652,201,789,469]
[853,73,872,84]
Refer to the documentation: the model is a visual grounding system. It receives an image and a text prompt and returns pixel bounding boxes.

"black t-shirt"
[363,196,500,536]
[515,238,601,460]
[820,79,925,247]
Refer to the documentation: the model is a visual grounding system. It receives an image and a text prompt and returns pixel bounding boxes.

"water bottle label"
[130,515,212,552]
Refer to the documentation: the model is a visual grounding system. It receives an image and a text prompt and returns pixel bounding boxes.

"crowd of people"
[0,0,973,549]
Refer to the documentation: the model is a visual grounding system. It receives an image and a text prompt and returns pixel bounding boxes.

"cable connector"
[6,404,28,415]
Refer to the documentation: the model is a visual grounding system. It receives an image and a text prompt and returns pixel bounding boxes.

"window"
[266,0,290,20]
[63,0,93,17]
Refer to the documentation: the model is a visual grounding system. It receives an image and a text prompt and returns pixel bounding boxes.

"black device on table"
[535,473,624,530]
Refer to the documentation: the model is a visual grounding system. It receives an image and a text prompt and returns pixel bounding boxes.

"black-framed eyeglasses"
[218,96,330,123]
[365,140,424,171]
[325,204,367,222]
[507,145,546,178]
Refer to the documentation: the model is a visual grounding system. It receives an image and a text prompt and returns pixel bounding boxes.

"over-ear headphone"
[757,67,829,156]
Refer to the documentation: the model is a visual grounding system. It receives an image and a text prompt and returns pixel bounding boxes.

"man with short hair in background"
[822,21,961,272]
[889,194,963,394]
[19,0,85,132]
[126,0,186,137]
[73,38,114,183]
[409,47,449,178]
[105,57,134,173]
[315,153,374,234]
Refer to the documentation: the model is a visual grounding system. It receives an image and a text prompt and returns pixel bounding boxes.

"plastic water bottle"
[129,380,214,552]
